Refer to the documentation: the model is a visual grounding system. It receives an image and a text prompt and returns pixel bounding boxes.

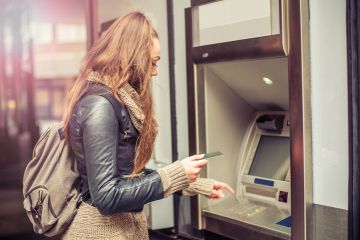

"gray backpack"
[23,122,81,236]
[23,86,125,236]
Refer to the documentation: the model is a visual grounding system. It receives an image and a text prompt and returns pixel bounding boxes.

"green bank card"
[201,151,223,160]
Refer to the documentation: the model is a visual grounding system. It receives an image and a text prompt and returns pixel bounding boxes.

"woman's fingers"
[180,155,208,183]
[211,189,224,199]
[213,181,235,197]
[188,171,200,182]
[194,159,208,168]
[189,154,205,161]
[216,182,235,194]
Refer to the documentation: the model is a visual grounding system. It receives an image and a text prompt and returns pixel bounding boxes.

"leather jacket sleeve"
[78,96,164,215]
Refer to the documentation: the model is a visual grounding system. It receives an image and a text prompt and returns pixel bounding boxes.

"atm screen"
[249,135,290,180]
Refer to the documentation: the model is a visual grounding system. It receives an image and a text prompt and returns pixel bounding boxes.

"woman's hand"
[210,181,235,199]
[180,154,207,183]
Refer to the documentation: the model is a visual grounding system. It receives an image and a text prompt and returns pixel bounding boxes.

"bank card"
[200,151,223,160]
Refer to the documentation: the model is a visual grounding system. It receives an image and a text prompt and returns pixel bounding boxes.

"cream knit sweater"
[157,160,215,197]
[61,162,214,240]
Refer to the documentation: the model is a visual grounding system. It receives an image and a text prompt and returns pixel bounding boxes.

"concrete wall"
[310,0,348,210]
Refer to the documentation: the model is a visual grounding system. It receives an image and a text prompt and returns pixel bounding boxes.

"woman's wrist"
[183,178,215,198]
[157,160,190,198]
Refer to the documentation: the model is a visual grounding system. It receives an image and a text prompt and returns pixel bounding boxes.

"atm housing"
[192,58,291,240]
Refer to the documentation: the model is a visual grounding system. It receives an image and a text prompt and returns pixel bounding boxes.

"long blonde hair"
[63,12,158,174]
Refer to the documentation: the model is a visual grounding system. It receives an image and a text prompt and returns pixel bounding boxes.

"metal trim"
[185,7,202,230]
[281,0,290,55]
[191,0,222,7]
[300,0,314,239]
[346,0,360,239]
[288,0,312,239]
[166,0,180,234]
[192,35,285,64]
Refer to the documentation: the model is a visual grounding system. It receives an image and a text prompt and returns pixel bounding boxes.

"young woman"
[61,11,233,239]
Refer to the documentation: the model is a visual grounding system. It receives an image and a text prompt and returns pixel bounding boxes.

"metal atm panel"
[189,58,291,240]
[184,0,310,239]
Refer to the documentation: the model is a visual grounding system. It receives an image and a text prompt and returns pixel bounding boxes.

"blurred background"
[0,0,87,238]
[0,0,187,239]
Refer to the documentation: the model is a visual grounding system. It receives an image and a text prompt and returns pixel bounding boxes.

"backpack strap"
[84,83,128,133]
[98,92,127,133]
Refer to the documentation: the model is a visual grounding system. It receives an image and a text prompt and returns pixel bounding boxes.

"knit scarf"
[86,71,152,134]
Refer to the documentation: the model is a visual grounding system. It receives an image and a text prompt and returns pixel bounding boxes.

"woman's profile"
[61,11,233,240]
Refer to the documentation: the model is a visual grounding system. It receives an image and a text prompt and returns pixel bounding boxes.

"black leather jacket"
[68,86,164,215]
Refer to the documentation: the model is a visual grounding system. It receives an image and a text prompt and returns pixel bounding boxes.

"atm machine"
[182,1,296,239]
[202,110,291,240]
[187,58,291,240]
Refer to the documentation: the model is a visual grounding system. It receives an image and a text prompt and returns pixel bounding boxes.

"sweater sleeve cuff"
[182,178,215,198]
[157,160,190,198]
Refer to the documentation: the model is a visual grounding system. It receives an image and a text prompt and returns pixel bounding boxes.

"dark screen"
[249,135,290,180]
